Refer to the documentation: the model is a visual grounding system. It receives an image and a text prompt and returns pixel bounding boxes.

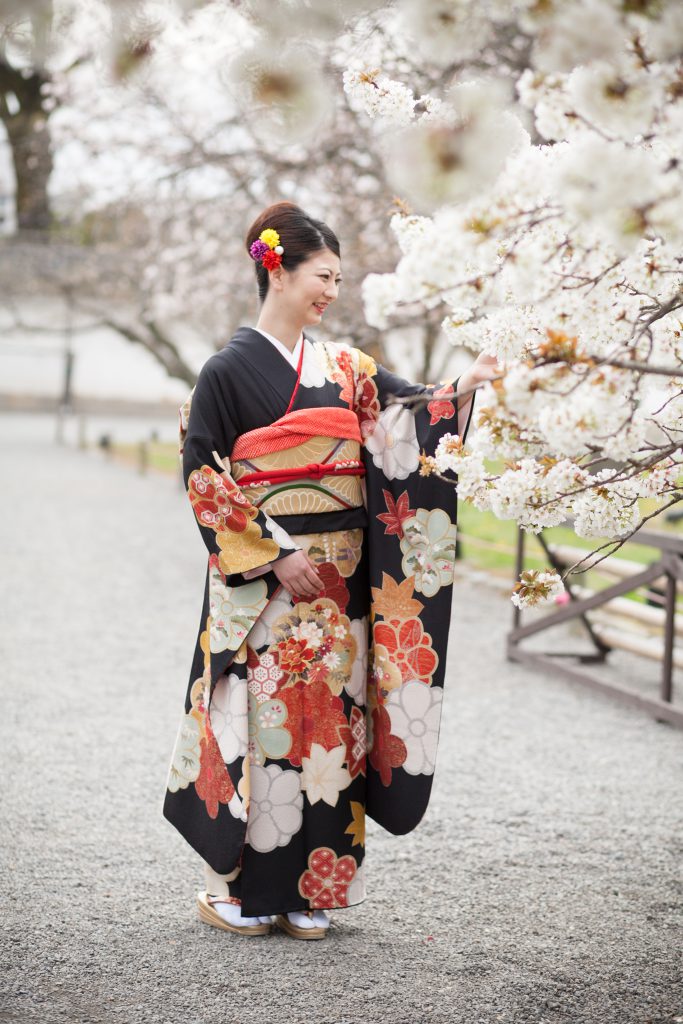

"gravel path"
[1,426,681,1024]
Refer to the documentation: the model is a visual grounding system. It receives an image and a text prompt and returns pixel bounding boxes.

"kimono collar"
[252,327,304,369]
[228,326,310,415]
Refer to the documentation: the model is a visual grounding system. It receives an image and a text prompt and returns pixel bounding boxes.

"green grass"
[109,441,181,476]
[457,499,678,599]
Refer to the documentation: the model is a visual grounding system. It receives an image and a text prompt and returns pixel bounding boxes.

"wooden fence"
[506,525,683,729]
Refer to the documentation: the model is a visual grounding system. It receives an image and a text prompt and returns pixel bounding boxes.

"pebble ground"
[1,424,681,1024]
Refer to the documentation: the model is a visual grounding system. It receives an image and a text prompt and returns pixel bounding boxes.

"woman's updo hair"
[245,200,340,303]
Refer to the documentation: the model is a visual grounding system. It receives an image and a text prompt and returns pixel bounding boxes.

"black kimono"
[163,327,475,916]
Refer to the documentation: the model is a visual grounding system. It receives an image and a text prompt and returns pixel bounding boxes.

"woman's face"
[272,247,342,324]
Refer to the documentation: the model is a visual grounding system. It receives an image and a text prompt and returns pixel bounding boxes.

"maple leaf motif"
[334,350,356,406]
[371,572,424,621]
[427,381,456,426]
[376,488,416,539]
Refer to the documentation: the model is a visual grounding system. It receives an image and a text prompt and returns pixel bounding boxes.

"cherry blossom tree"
[341,0,683,604]
[2,0,447,381]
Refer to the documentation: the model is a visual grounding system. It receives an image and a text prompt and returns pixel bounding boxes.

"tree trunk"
[0,60,53,232]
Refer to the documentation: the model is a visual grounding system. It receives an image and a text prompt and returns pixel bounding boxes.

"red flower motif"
[355,374,381,438]
[298,847,358,908]
[376,488,416,539]
[369,705,406,787]
[277,637,316,675]
[278,679,348,767]
[188,465,255,534]
[194,721,235,819]
[308,661,330,684]
[338,705,366,780]
[292,562,349,612]
[373,618,438,684]
[427,382,456,425]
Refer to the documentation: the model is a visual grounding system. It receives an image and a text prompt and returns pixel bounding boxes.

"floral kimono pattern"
[163,327,475,916]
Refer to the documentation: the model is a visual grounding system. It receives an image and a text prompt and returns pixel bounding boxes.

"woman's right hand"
[272,549,324,598]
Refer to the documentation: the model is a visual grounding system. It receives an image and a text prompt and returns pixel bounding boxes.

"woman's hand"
[456,352,502,398]
[272,549,325,599]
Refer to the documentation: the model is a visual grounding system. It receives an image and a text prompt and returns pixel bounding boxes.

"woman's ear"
[269,265,286,292]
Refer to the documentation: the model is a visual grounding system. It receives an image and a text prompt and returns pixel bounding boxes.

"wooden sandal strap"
[206,893,242,907]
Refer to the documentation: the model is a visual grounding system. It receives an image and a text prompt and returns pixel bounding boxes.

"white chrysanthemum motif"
[385,680,443,776]
[246,763,303,854]
[364,403,419,480]
[210,673,248,763]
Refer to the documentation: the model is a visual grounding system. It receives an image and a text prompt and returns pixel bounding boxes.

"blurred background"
[0,0,473,454]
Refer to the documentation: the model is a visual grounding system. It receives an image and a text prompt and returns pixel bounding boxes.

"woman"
[163,200,497,940]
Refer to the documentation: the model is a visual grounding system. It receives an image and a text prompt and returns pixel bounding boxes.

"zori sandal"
[274,910,327,940]
[196,891,271,936]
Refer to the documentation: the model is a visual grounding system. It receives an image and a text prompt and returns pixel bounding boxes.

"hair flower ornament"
[250,228,285,269]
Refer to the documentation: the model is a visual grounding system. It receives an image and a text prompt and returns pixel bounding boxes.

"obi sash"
[230,407,366,517]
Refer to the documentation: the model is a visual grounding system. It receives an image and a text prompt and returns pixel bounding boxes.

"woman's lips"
[313,303,327,313]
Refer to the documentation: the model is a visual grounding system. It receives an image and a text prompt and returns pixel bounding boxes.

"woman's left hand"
[456,352,502,397]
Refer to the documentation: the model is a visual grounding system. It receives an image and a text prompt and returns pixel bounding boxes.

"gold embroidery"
[231,435,365,517]
[216,523,280,575]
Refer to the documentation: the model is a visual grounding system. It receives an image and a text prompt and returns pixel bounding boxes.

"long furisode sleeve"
[351,348,475,836]
[180,359,301,579]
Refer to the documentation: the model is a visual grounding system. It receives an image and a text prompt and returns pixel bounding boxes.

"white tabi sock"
[208,898,262,928]
[287,909,330,929]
